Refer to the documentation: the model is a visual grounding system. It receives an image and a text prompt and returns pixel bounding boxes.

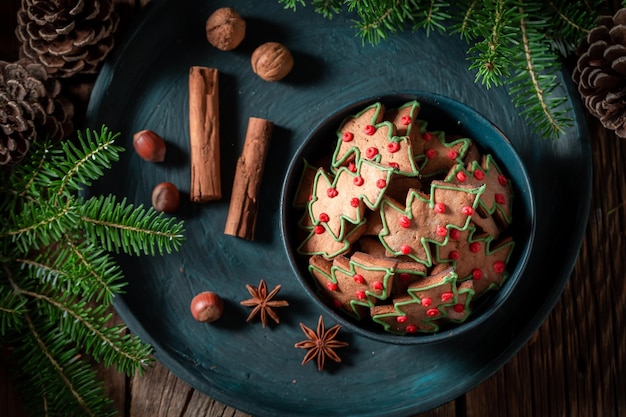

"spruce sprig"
[0,126,185,417]
[278,0,608,139]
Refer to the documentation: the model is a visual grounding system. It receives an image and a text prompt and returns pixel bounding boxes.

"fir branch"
[79,194,185,256]
[14,281,152,376]
[466,0,520,88]
[0,126,184,415]
[17,312,116,417]
[18,237,126,304]
[47,126,124,196]
[2,195,81,254]
[509,2,572,138]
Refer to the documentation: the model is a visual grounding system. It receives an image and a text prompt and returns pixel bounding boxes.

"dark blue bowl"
[280,91,536,345]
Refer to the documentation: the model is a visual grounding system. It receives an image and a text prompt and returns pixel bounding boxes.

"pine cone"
[573,8,626,138]
[0,59,74,165]
[15,0,120,78]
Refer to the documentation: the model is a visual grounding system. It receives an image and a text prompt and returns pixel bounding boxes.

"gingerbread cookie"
[332,102,419,176]
[414,130,471,177]
[445,154,513,226]
[377,180,485,265]
[371,267,458,334]
[309,252,397,319]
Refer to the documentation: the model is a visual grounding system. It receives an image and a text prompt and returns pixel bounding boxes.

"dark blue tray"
[86,1,591,416]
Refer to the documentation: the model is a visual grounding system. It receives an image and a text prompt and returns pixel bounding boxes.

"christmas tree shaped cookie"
[435,224,514,295]
[306,159,393,240]
[414,130,471,177]
[446,154,513,225]
[378,180,485,266]
[309,252,397,319]
[332,102,419,176]
[371,267,458,334]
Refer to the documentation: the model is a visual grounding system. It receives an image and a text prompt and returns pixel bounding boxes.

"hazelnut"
[251,42,294,82]
[151,182,180,213]
[206,7,246,51]
[133,130,166,162]
[190,291,224,323]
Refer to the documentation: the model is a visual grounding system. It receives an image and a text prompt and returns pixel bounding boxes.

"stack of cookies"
[293,101,515,335]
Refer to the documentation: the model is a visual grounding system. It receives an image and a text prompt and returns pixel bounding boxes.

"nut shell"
[151,182,180,213]
[133,130,166,162]
[190,291,224,322]
[251,42,294,82]
[206,7,246,51]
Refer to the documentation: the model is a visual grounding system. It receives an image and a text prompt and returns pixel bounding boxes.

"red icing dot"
[365,147,379,159]
[447,150,459,160]
[399,273,411,283]
[314,225,325,235]
[472,268,483,280]
[405,324,418,333]
[453,303,465,313]
[355,290,367,300]
[495,193,506,204]
[342,132,354,142]
[449,229,461,240]
[350,197,359,207]
[400,245,412,255]
[425,149,437,159]
[449,250,460,260]
[353,176,364,186]
[333,299,343,308]
[399,215,411,228]
[397,315,408,323]
[372,281,384,291]
[426,308,440,317]
[376,179,387,188]
[348,161,357,172]
[441,291,454,302]
[456,171,467,182]
[400,115,412,126]
[473,169,485,180]
[319,213,329,223]
[462,206,474,215]
[353,274,365,284]
[308,194,313,201]
[498,174,507,186]
[423,132,433,141]
[388,162,400,169]
[434,202,446,213]
[494,260,506,273]
[421,297,432,307]
[327,282,338,291]
[469,242,481,253]
[387,142,400,153]
[436,225,448,237]
[364,125,376,135]
[327,188,338,198]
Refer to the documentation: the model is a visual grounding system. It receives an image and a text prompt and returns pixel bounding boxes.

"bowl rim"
[280,90,537,345]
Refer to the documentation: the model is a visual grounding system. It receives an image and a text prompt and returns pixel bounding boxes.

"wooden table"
[1,1,625,416]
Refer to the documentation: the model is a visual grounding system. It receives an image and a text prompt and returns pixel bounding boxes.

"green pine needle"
[0,126,184,416]
[279,0,608,139]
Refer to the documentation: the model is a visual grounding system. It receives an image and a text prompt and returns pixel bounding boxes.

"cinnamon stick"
[189,66,221,202]
[224,117,274,240]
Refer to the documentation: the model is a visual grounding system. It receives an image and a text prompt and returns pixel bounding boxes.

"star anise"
[240,279,289,327]
[294,315,349,371]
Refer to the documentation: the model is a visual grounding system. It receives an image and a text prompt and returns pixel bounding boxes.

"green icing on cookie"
[377,181,485,266]
[445,154,514,224]
[332,102,419,177]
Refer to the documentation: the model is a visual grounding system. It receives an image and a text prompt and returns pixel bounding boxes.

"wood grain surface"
[1,1,625,416]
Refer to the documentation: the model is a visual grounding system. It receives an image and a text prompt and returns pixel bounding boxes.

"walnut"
[205,7,246,51]
[251,42,294,82]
